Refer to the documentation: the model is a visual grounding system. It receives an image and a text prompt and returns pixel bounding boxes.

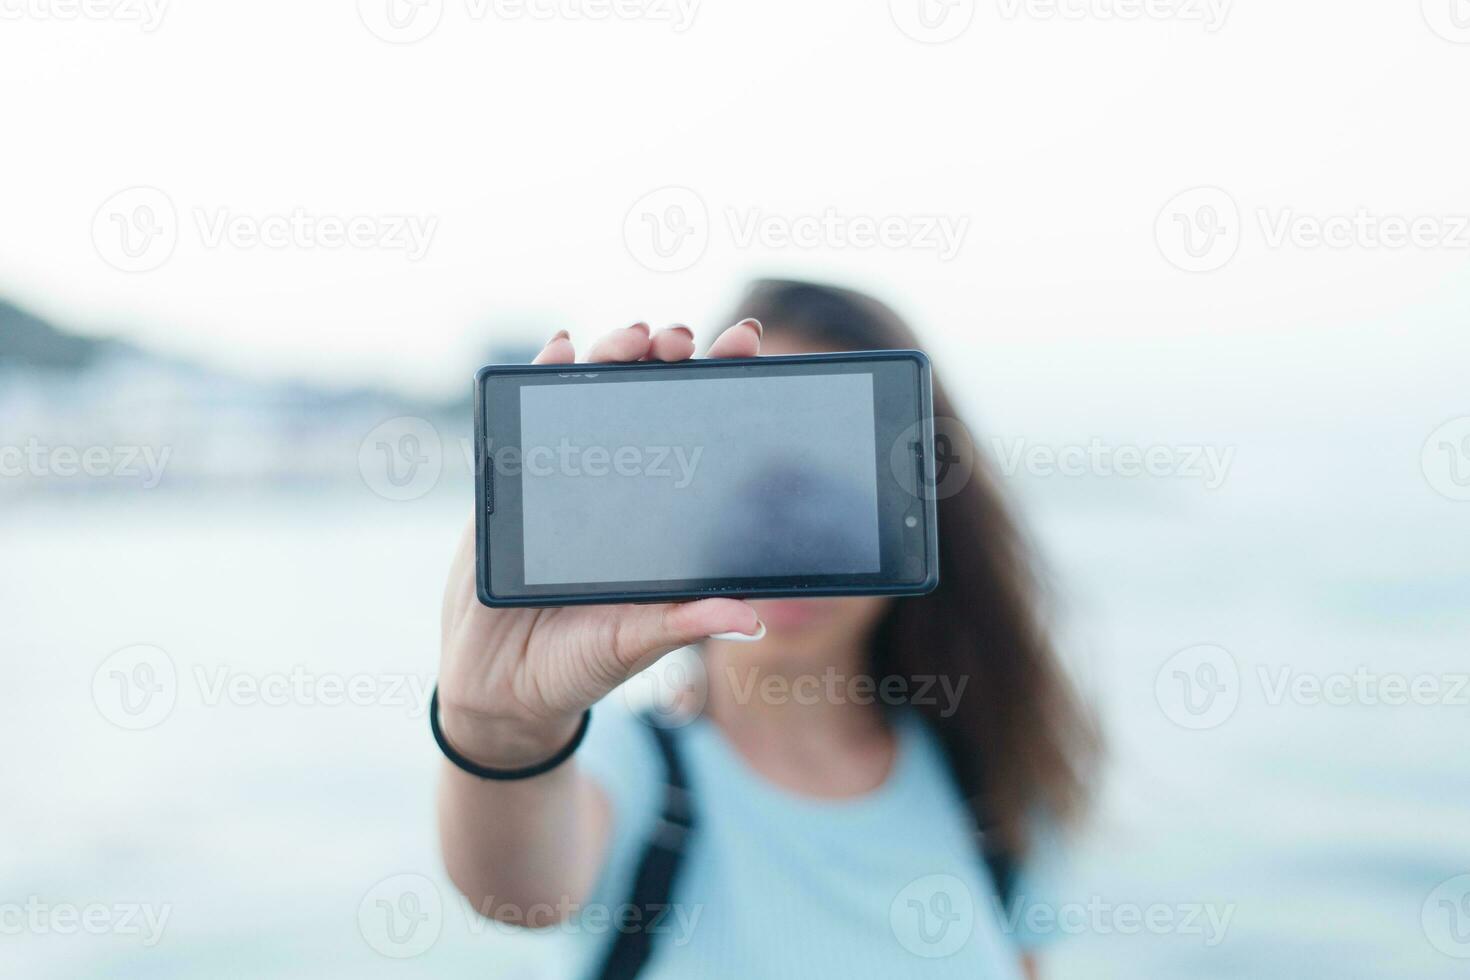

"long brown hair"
[731,278,1099,859]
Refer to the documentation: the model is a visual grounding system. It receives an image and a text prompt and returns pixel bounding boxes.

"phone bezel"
[473,349,938,607]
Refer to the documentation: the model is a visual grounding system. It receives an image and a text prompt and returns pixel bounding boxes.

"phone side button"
[482,454,495,514]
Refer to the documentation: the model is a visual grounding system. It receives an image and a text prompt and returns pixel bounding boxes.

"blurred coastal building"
[0,300,475,498]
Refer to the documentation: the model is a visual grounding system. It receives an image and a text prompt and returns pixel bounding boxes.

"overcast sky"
[2,0,1466,452]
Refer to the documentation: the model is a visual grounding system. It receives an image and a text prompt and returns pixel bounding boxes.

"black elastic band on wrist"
[430,685,590,781]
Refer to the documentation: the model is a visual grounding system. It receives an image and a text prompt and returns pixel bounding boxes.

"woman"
[436,280,1098,978]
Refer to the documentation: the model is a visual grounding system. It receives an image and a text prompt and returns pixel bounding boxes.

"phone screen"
[517,373,882,585]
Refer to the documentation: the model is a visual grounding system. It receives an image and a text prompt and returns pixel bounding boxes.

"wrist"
[436,700,586,772]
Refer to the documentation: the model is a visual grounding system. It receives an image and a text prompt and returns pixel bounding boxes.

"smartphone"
[473,350,939,607]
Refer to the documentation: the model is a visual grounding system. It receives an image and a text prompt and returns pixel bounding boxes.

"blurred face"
[740,330,893,666]
[747,595,891,667]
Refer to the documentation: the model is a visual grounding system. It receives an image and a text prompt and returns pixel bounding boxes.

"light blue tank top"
[573,702,1058,979]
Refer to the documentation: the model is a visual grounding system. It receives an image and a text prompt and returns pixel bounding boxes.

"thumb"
[611,598,763,674]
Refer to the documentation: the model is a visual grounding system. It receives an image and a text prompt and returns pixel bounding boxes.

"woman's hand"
[436,318,765,768]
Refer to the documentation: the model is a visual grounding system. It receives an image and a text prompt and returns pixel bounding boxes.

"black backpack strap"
[981,834,1017,912]
[966,763,1019,913]
[590,721,694,980]
[940,726,1019,913]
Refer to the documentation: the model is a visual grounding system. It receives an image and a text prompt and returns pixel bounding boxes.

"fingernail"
[628,322,650,335]
[737,318,763,338]
[546,329,570,345]
[669,325,694,339]
[710,619,766,643]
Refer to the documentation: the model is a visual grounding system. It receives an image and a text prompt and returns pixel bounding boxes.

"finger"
[532,330,575,365]
[611,598,764,673]
[646,324,696,362]
[587,322,652,363]
[441,516,478,641]
[705,318,762,360]
[443,514,495,646]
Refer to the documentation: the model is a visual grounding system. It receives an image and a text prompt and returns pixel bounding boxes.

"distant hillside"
[0,299,133,370]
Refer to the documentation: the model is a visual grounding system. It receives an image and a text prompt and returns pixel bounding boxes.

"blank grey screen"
[519,374,881,585]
